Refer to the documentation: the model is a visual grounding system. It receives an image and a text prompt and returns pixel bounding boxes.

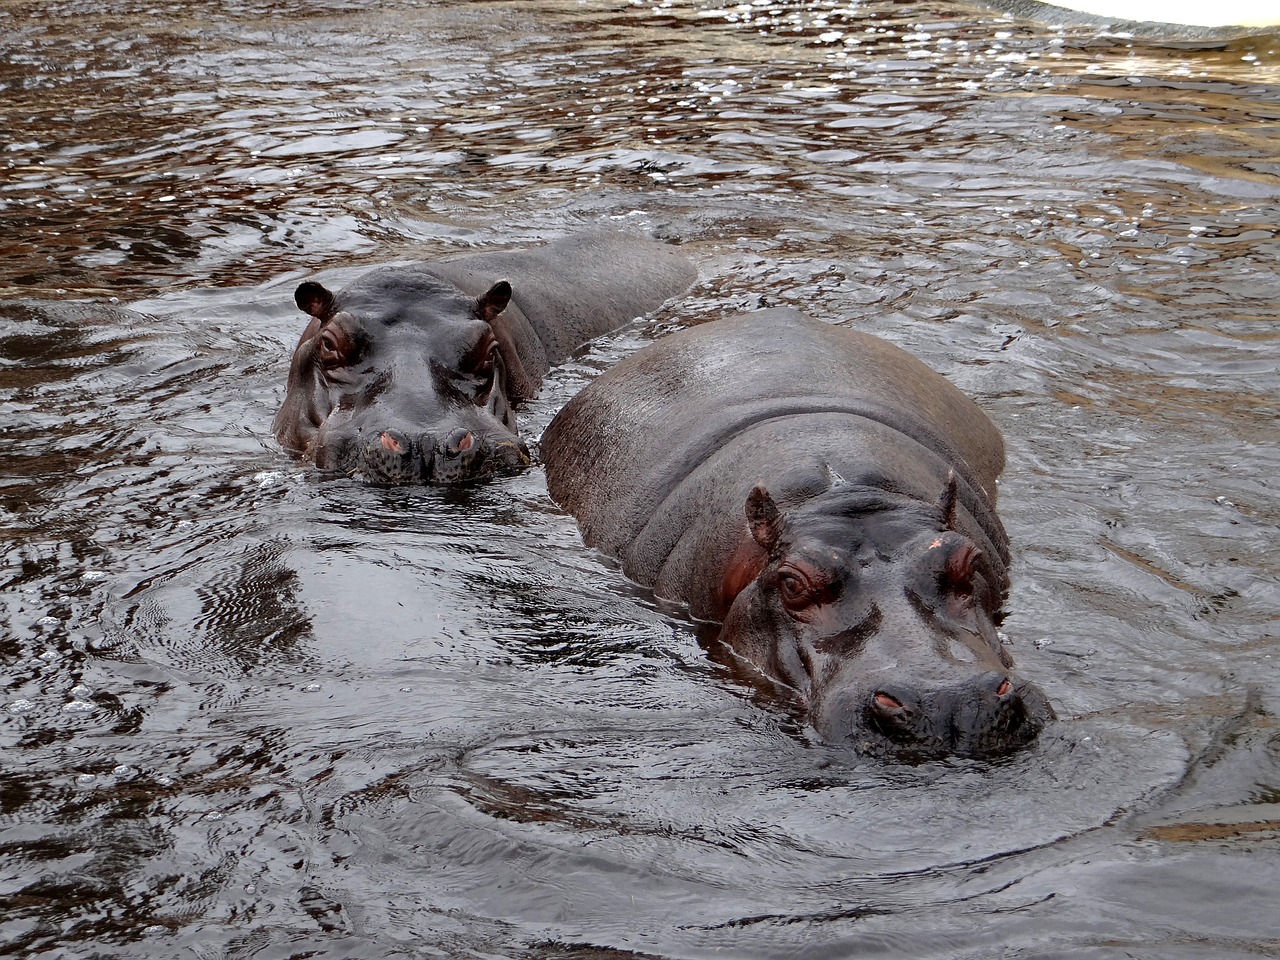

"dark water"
[2,1,1278,957]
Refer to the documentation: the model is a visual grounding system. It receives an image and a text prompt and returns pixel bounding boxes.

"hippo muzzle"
[818,671,1055,760]
[307,401,532,485]
[355,426,530,485]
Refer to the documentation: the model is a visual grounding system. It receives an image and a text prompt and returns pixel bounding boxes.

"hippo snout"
[358,427,530,484]
[827,671,1054,759]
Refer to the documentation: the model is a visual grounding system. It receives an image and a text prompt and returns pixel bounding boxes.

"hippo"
[275,230,695,484]
[542,309,1054,759]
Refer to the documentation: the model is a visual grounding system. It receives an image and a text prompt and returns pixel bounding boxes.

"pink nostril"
[380,432,404,454]
[445,429,474,456]
[996,678,1012,697]
[874,692,904,712]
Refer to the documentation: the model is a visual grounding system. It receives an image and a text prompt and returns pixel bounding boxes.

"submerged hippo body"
[543,309,1053,759]
[275,231,695,484]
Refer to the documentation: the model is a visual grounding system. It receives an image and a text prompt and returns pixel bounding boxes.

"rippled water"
[2,1,1278,957]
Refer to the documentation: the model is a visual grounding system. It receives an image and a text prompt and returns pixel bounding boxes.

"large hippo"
[275,230,695,484]
[542,309,1054,759]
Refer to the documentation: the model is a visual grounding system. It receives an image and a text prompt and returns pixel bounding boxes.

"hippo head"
[274,268,535,484]
[715,480,1053,759]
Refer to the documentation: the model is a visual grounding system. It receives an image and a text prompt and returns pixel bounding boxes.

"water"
[2,1,1278,957]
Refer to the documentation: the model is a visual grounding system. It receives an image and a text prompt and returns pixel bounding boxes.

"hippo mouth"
[354,428,531,485]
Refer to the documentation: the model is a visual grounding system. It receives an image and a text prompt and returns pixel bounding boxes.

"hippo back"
[542,309,1009,620]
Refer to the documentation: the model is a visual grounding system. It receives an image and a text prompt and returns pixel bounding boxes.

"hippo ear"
[476,280,512,323]
[935,469,958,530]
[746,484,785,554]
[295,281,335,320]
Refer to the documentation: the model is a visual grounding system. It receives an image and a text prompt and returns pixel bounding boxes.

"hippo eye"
[317,326,354,369]
[775,567,815,611]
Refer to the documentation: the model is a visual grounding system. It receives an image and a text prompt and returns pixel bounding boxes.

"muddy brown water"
[2,1,1278,957]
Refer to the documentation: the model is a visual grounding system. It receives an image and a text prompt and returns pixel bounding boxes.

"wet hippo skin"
[274,230,696,484]
[542,309,1054,759]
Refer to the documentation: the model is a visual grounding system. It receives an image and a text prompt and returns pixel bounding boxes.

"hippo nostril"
[865,687,920,745]
[380,430,407,455]
[445,428,475,457]
[996,677,1012,697]
[868,688,916,723]
[873,691,904,713]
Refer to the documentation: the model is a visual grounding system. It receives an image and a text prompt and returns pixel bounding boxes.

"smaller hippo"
[542,309,1054,759]
[275,230,695,484]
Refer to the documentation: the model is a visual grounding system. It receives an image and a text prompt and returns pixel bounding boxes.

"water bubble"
[37,616,60,626]
[63,700,96,714]
[300,682,323,693]
[76,773,98,786]
[69,684,93,700]
[112,764,135,777]
[156,775,176,787]
[7,699,36,715]
[39,649,59,662]
[81,570,107,581]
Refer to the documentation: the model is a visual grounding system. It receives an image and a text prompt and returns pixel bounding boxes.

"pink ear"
[295,281,335,319]
[746,484,784,553]
[476,280,512,323]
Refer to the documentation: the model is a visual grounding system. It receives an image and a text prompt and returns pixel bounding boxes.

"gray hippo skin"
[275,230,696,484]
[542,309,1054,759]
